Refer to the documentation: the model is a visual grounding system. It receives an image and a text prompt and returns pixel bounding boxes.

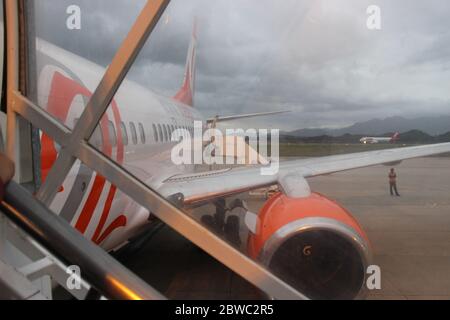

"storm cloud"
[32,0,450,130]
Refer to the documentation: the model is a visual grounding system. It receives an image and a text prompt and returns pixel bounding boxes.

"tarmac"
[309,157,450,300]
[123,157,450,300]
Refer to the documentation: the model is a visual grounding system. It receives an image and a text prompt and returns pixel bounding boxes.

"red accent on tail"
[390,132,400,142]
[174,59,194,106]
[174,22,197,107]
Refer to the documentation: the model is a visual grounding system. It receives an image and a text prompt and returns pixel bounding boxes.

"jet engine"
[247,192,371,300]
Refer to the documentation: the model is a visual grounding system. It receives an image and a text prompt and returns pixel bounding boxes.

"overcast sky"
[33,0,450,131]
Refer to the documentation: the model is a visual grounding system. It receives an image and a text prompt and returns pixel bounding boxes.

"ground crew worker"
[389,168,400,197]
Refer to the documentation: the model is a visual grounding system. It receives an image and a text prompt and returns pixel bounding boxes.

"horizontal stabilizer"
[207,111,290,124]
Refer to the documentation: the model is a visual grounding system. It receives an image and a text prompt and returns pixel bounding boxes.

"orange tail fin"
[174,21,197,107]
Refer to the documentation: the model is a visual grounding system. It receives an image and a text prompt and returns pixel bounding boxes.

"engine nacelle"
[247,192,371,300]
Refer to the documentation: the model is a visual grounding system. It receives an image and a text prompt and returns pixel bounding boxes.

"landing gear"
[201,198,245,248]
[200,198,226,234]
[224,215,241,247]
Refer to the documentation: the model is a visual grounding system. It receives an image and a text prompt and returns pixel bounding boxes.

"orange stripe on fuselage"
[75,176,107,233]
[91,185,117,242]
[43,70,129,244]
[95,215,127,245]
[91,100,125,243]
[75,108,113,234]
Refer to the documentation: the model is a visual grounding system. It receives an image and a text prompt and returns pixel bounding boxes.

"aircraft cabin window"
[165,125,170,141]
[75,117,107,148]
[130,122,138,145]
[167,125,171,141]
[120,122,129,146]
[157,124,163,143]
[91,126,103,148]
[163,124,168,142]
[139,123,146,144]
[108,121,118,148]
[152,124,158,143]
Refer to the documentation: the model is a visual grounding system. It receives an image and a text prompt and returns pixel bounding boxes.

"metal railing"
[3,0,307,300]
[0,181,165,300]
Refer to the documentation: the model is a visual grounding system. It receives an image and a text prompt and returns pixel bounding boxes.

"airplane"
[360,132,400,144]
[35,25,450,300]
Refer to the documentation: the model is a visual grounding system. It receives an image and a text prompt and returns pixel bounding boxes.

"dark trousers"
[390,183,400,196]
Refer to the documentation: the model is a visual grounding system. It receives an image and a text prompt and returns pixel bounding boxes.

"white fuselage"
[37,39,204,250]
[360,132,399,144]
[359,137,392,144]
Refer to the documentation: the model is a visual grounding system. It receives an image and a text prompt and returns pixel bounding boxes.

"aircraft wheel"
[225,215,242,248]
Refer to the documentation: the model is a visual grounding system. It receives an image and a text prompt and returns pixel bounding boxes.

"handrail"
[3,0,306,299]
[0,181,165,300]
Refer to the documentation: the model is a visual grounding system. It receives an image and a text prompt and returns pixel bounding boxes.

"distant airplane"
[360,132,400,144]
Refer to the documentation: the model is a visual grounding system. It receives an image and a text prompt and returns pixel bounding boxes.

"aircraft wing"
[159,143,450,205]
[207,111,290,123]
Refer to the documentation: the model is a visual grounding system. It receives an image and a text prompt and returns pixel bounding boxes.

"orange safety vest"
[389,172,397,184]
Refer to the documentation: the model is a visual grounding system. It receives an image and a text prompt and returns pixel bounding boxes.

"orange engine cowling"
[247,192,371,300]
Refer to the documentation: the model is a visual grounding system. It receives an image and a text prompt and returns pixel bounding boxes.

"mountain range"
[280,130,450,144]
[285,116,450,137]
